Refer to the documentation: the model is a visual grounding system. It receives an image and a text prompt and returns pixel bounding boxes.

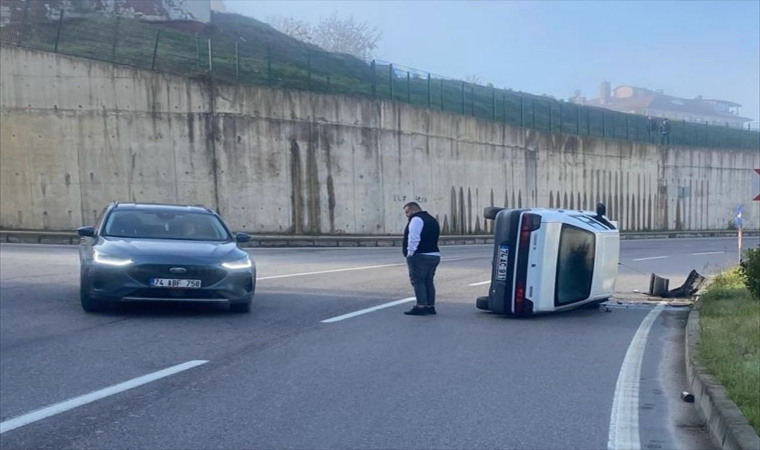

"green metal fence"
[2,11,758,150]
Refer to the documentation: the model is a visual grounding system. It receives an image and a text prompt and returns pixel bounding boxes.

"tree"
[266,15,313,43]
[266,12,382,60]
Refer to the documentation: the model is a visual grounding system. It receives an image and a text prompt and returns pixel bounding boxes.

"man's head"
[403,202,422,219]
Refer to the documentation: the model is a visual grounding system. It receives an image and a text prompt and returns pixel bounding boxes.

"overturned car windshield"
[103,211,230,241]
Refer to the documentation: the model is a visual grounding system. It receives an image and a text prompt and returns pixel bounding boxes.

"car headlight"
[222,257,252,270]
[93,249,133,266]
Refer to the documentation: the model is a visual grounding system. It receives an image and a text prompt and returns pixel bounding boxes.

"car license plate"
[150,278,202,288]
[496,245,509,281]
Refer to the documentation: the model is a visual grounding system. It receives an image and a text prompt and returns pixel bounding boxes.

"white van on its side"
[476,203,619,316]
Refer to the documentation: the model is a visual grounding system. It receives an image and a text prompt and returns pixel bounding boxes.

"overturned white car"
[476,203,619,316]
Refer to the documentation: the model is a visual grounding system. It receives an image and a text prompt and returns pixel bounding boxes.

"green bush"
[740,246,760,300]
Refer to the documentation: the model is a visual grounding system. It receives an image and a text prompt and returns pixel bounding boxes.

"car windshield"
[555,224,596,305]
[102,210,231,241]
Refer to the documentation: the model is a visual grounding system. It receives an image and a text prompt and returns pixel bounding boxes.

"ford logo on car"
[169,267,188,274]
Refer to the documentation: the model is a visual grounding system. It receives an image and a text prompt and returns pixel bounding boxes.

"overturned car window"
[103,211,230,241]
[555,224,596,305]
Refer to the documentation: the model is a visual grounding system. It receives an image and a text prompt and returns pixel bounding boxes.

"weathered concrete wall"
[2,45,758,234]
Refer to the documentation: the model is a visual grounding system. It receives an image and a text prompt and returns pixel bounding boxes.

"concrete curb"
[685,309,760,450]
[0,229,756,247]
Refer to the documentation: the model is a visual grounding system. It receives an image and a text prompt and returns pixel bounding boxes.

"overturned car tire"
[483,207,505,220]
[476,296,491,311]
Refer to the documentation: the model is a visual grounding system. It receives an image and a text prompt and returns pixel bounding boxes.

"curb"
[0,230,756,247]
[685,309,760,450]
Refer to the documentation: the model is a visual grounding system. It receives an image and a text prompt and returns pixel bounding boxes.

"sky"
[225,0,760,125]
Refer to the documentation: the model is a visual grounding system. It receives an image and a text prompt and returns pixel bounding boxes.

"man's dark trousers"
[407,254,441,306]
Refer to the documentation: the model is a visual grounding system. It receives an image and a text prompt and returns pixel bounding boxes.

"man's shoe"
[404,306,428,316]
[426,306,436,315]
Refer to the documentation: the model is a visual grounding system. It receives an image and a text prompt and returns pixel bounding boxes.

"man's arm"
[407,217,423,256]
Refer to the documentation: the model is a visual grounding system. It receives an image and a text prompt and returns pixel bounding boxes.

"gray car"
[77,203,256,313]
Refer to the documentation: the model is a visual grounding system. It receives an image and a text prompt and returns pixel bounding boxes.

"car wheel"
[582,298,608,309]
[483,207,505,220]
[476,296,491,311]
[80,283,102,313]
[230,300,252,313]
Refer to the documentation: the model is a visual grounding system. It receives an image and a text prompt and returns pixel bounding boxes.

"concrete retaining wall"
[2,45,759,234]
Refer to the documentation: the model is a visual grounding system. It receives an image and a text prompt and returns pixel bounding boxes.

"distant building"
[571,82,752,129]
[1,0,210,32]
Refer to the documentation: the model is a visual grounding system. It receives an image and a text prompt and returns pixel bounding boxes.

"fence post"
[18,0,30,46]
[439,79,443,110]
[587,109,591,135]
[267,44,272,83]
[110,16,120,61]
[516,94,525,127]
[559,103,563,133]
[505,94,509,124]
[626,116,630,140]
[235,42,240,83]
[576,104,580,134]
[389,64,394,99]
[532,99,536,129]
[461,81,465,114]
[208,39,213,72]
[492,90,496,121]
[307,49,312,90]
[549,101,553,131]
[519,96,523,126]
[53,9,64,53]
[602,113,606,137]
[371,60,376,98]
[150,29,161,71]
[195,35,200,71]
[427,73,431,108]
[406,71,410,103]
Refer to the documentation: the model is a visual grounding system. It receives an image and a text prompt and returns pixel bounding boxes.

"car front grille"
[127,264,227,286]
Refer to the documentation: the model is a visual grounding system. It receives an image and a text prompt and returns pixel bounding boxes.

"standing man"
[402,202,441,316]
[660,118,671,145]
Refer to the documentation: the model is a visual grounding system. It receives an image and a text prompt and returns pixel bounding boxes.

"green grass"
[2,11,758,150]
[698,267,760,435]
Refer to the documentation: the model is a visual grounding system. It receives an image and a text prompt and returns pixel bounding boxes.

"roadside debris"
[648,270,705,298]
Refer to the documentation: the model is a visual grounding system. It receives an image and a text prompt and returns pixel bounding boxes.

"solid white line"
[608,304,665,450]
[258,257,472,281]
[469,280,490,286]
[258,263,404,280]
[632,256,669,261]
[692,251,724,256]
[321,297,416,323]
[0,360,208,435]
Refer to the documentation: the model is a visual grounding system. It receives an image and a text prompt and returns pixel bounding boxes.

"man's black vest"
[403,211,440,256]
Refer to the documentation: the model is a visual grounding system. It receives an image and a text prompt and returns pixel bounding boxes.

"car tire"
[483,207,505,220]
[476,296,491,311]
[230,300,252,313]
[582,298,608,309]
[80,283,102,313]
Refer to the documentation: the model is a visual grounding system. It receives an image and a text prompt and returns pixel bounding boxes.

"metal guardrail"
[1,229,756,247]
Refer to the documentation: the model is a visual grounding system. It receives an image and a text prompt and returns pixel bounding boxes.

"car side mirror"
[77,226,96,237]
[235,232,252,243]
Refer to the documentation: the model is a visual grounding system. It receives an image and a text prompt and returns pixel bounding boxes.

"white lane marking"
[322,297,416,323]
[0,360,208,435]
[258,257,473,281]
[469,280,490,286]
[632,256,669,261]
[692,251,724,256]
[258,263,404,280]
[608,304,665,450]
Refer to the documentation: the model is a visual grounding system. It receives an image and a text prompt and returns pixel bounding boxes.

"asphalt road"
[0,236,756,449]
